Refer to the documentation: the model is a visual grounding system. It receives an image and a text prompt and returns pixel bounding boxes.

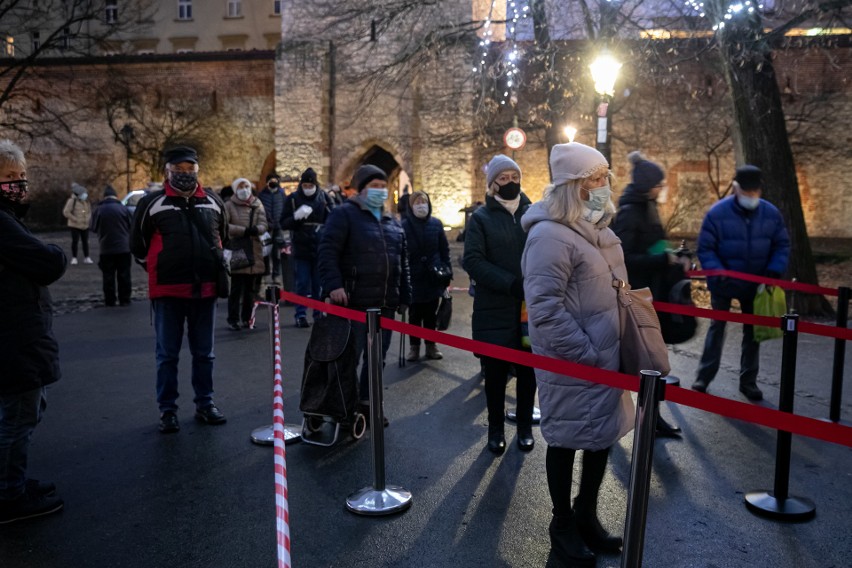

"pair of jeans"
[70,228,89,258]
[482,356,536,431]
[152,297,217,413]
[293,257,321,321]
[228,274,260,325]
[696,293,759,386]
[0,387,46,500]
[408,299,439,347]
[352,307,395,403]
[99,253,132,306]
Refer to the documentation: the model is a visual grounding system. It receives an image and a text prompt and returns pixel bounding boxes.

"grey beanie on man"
[351,164,387,191]
[485,154,521,189]
[550,143,609,186]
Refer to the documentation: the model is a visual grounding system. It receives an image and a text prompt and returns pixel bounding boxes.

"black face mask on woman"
[495,181,521,200]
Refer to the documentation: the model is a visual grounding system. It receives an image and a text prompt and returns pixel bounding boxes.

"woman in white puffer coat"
[521,143,629,568]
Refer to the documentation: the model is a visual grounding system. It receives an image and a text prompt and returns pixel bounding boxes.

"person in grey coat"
[521,142,630,567]
[90,185,133,307]
[463,154,536,455]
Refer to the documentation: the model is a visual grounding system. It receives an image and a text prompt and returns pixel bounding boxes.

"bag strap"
[564,224,627,291]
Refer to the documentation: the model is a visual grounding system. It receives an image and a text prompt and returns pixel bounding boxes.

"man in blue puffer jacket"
[318,164,411,424]
[693,165,790,401]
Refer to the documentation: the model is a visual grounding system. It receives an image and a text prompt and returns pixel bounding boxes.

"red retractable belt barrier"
[279,291,852,449]
[686,269,839,297]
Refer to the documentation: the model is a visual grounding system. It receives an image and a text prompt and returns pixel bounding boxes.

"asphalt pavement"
[0,233,850,568]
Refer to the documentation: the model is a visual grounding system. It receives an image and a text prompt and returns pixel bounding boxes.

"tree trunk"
[529,0,562,181]
[719,24,832,315]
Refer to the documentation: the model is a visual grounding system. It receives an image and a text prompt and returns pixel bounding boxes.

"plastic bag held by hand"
[294,204,313,221]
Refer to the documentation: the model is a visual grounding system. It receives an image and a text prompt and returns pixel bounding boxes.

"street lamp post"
[589,52,621,165]
[119,123,134,193]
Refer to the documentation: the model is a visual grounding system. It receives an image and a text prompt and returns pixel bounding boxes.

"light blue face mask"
[365,188,388,209]
[583,184,611,211]
[737,195,760,210]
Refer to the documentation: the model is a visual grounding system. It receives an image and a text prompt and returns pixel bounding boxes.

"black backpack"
[659,274,697,345]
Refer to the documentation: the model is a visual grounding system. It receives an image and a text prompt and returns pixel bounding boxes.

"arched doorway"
[340,143,403,196]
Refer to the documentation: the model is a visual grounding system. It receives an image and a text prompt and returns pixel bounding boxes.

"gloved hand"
[510,278,525,300]
[766,271,782,280]
[245,225,259,237]
[397,304,409,316]
[294,204,313,221]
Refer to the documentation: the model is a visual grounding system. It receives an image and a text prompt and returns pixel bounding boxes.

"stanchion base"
[346,485,413,516]
[664,374,681,386]
[506,406,541,425]
[250,424,302,446]
[744,491,816,521]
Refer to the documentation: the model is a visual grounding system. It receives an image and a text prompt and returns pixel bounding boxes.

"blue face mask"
[737,195,760,210]
[365,188,388,209]
[583,184,612,211]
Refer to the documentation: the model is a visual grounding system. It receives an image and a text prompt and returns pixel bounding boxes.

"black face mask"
[496,181,521,200]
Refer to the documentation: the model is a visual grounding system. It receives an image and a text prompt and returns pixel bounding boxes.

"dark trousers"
[70,228,89,257]
[409,298,439,347]
[228,274,260,325]
[293,257,321,321]
[546,445,610,518]
[99,253,132,306]
[482,356,536,431]
[0,388,46,500]
[696,294,759,386]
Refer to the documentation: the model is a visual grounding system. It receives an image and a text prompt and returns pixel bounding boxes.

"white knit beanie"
[485,154,521,190]
[232,177,252,191]
[550,143,609,186]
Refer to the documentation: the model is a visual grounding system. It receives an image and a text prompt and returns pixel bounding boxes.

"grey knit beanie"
[550,143,609,186]
[485,154,521,189]
[71,182,87,196]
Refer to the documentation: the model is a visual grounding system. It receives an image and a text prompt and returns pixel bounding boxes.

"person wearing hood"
[62,182,93,265]
[90,185,133,307]
[225,178,268,331]
[401,191,451,361]
[611,151,687,438]
[130,146,229,433]
[282,167,331,328]
[693,165,790,401]
[520,142,628,567]
[317,164,411,426]
[0,139,67,524]
[462,154,536,455]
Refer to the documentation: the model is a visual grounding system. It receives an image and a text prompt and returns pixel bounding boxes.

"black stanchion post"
[744,314,815,520]
[830,286,850,422]
[346,309,412,515]
[250,286,301,446]
[621,370,665,568]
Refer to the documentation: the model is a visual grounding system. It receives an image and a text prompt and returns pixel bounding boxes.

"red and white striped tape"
[270,303,292,568]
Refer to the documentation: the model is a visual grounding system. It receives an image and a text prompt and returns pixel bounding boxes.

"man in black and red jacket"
[130,146,229,434]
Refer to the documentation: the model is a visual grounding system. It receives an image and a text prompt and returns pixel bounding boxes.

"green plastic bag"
[753,284,786,342]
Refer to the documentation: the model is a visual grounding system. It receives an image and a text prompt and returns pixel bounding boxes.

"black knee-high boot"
[546,446,595,567]
[573,446,622,551]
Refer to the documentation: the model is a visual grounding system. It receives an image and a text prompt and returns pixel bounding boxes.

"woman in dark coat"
[463,154,536,455]
[611,151,690,438]
[401,191,451,361]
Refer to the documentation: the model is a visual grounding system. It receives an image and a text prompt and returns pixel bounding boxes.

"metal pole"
[346,309,412,515]
[621,370,665,568]
[250,286,301,446]
[830,286,850,422]
[745,314,815,520]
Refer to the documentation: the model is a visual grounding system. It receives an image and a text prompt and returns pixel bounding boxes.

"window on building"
[60,27,71,50]
[4,36,13,57]
[32,31,40,53]
[273,0,281,15]
[105,0,118,24]
[178,0,192,20]
[227,0,242,18]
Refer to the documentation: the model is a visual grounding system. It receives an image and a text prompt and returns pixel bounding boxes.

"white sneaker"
[83,257,94,264]
[70,258,78,265]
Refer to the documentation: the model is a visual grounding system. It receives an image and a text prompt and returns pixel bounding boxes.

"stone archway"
[338,141,409,206]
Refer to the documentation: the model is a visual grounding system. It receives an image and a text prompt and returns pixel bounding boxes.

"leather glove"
[294,204,313,221]
[397,304,409,316]
[510,278,525,300]
[245,225,259,237]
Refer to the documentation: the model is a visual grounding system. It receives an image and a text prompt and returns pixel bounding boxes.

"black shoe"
[25,479,57,497]
[159,411,180,433]
[295,317,311,328]
[487,430,506,455]
[195,405,227,425]
[740,383,763,401]
[517,425,535,452]
[655,416,682,438]
[574,507,623,552]
[228,322,241,331]
[0,491,64,525]
[691,379,709,393]
[549,516,596,567]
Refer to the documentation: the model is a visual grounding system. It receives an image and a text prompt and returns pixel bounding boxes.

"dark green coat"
[463,193,531,348]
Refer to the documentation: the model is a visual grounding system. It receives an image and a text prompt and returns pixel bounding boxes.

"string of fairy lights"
[474,1,531,106]
[683,0,765,30]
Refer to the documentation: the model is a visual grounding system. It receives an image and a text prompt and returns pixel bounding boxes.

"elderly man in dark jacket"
[318,164,411,424]
[693,165,790,401]
[282,167,331,328]
[0,139,67,524]
[258,173,287,285]
[90,185,133,307]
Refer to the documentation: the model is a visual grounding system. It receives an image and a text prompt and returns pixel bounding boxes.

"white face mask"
[583,184,612,211]
[302,185,316,197]
[236,188,251,201]
[412,203,429,218]
[737,195,760,210]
